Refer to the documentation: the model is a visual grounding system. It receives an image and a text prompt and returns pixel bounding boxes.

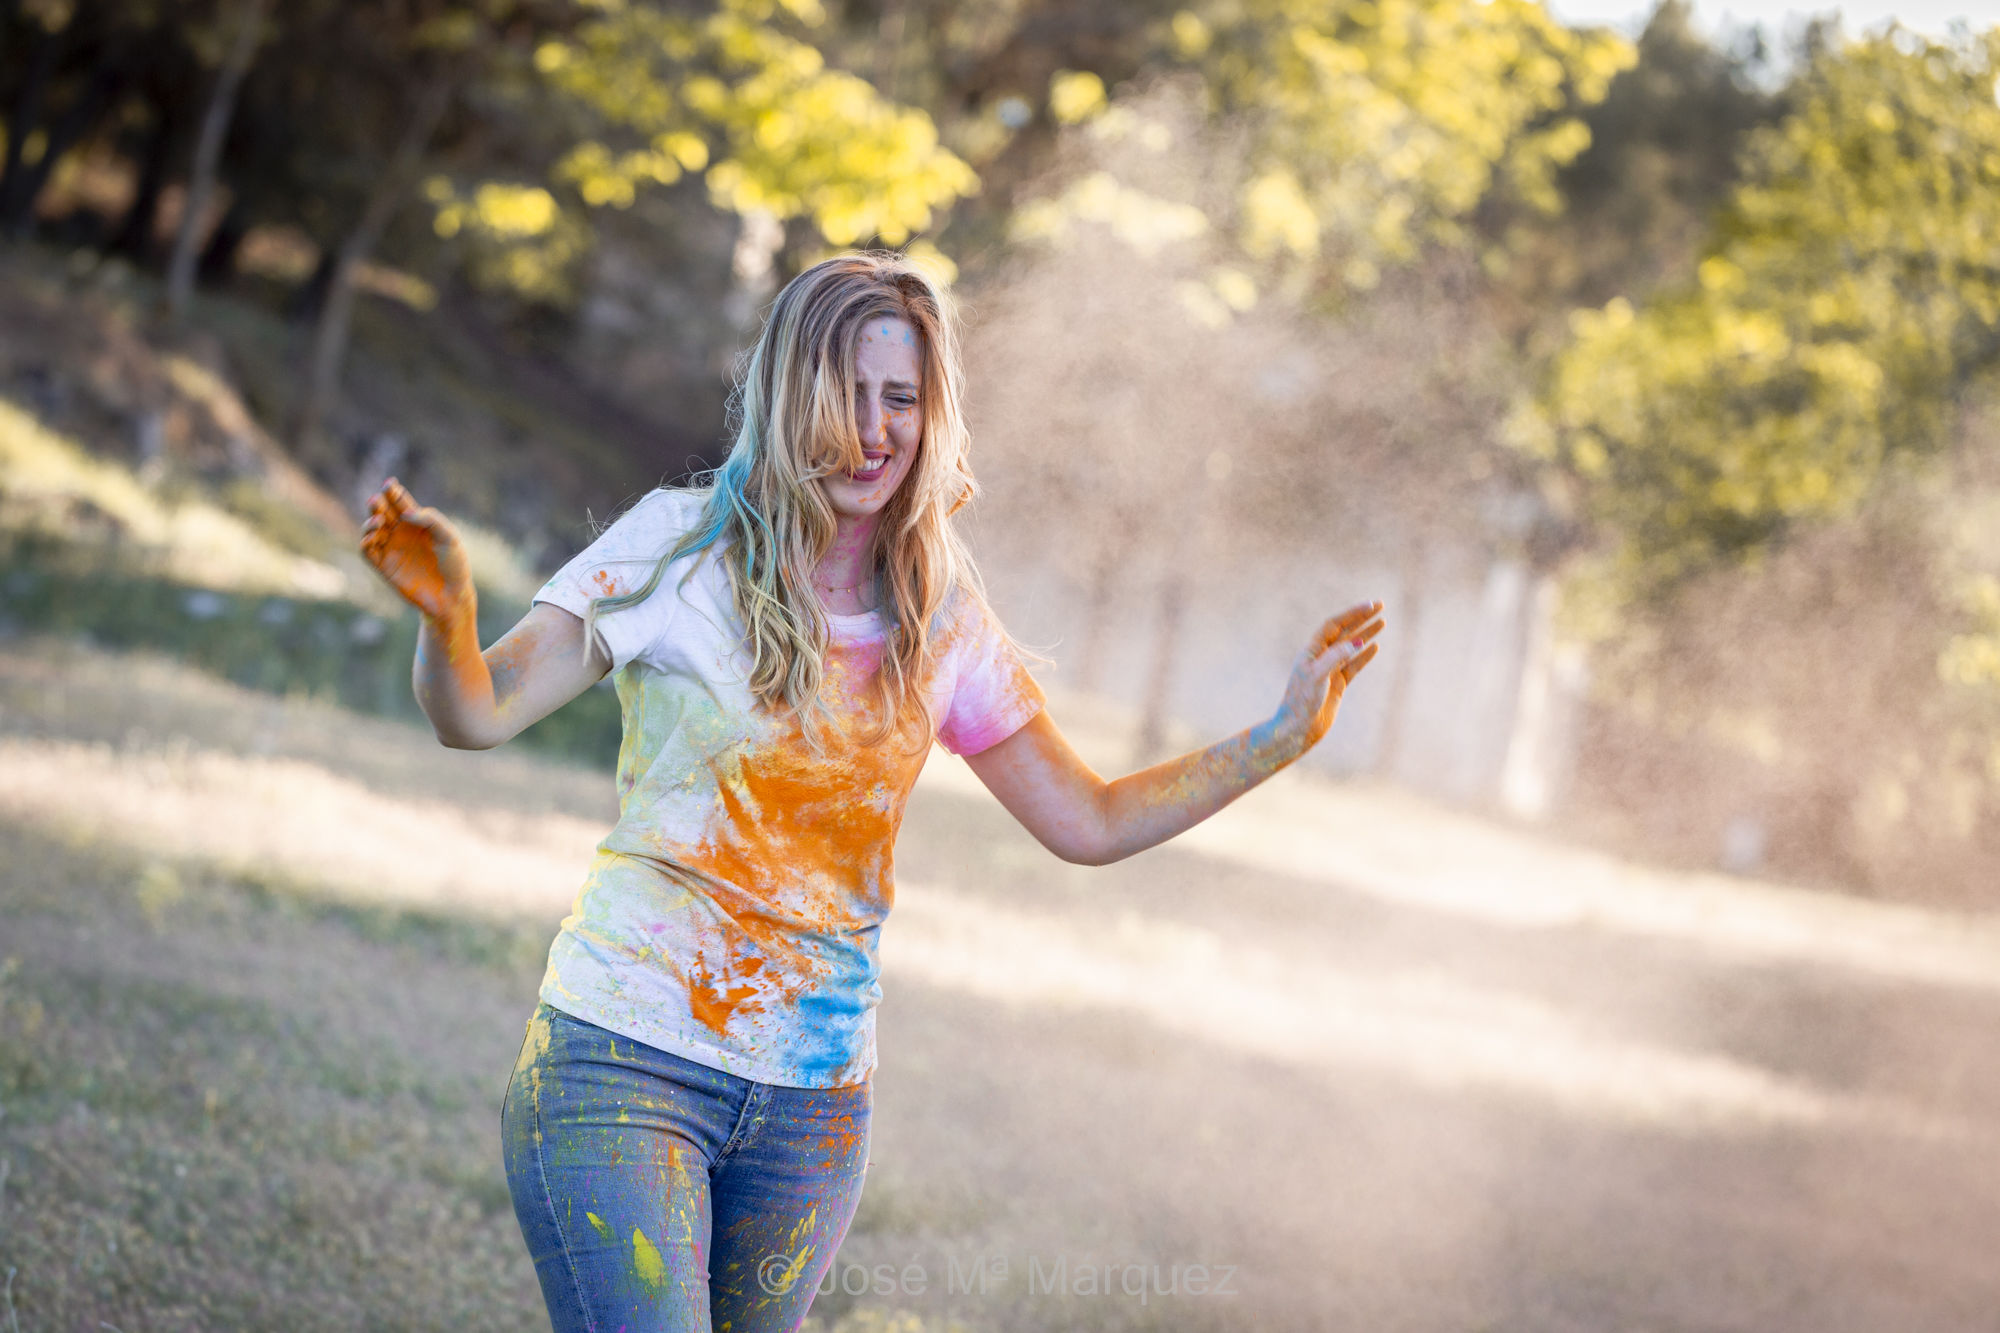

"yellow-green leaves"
[1241,168,1319,261]
[1521,27,2000,595]
[424,177,588,303]
[533,0,974,247]
[1171,11,1212,58]
[430,181,559,240]
[1049,70,1109,124]
[1186,0,1633,291]
[1009,171,1209,254]
[1941,575,2000,687]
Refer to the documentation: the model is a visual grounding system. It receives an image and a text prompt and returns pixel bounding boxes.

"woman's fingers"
[1300,611,1385,699]
[1309,601,1384,653]
[1310,637,1368,679]
[1310,615,1383,666]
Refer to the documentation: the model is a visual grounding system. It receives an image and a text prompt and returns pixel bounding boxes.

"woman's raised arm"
[360,478,610,751]
[962,601,1383,866]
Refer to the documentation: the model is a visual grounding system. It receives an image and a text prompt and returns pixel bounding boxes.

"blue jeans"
[501,1001,871,1332]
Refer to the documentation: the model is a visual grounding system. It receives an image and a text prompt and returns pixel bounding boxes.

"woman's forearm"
[412,591,499,749]
[1086,716,1298,865]
[962,604,1382,869]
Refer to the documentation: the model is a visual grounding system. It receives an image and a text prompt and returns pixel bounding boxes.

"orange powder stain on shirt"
[673,644,929,1031]
[685,950,763,1035]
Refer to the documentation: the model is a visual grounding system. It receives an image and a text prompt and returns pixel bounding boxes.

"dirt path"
[2,635,1996,1331]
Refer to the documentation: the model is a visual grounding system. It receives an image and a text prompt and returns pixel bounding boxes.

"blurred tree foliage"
[1173,0,1634,296]
[531,0,977,249]
[1516,27,2000,597]
[7,0,2000,890]
[1500,0,1777,329]
[1505,23,2000,894]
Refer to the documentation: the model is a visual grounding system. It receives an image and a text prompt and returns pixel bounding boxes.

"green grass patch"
[0,530,624,767]
[0,820,550,1332]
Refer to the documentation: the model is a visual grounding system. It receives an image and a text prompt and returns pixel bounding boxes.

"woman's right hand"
[360,478,475,623]
[1268,600,1385,761]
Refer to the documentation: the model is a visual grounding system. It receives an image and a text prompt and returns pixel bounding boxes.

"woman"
[359,251,1382,1331]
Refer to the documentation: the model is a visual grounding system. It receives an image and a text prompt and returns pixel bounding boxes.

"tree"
[0,0,158,239]
[1514,26,2000,597]
[1494,0,1777,332]
[165,0,266,320]
[528,0,977,253]
[1174,0,1633,297]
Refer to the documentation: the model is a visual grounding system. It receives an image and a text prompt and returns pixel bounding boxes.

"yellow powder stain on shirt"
[586,1211,616,1244]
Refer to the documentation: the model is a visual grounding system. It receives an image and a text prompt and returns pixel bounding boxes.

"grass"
[0,827,972,1332]
[0,531,625,768]
[0,256,634,768]
[0,638,971,1332]
[4,634,1999,1332]
[0,820,551,1332]
[0,394,346,601]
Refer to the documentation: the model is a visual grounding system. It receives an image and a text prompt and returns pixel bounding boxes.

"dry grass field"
[2,632,1998,1332]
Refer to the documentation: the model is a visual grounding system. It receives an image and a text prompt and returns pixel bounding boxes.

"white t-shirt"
[530,487,1045,1087]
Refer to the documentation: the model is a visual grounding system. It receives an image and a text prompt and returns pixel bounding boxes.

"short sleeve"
[532,489,693,672]
[935,590,1046,757]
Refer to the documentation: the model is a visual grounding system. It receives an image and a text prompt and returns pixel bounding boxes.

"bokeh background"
[1,0,1997,1329]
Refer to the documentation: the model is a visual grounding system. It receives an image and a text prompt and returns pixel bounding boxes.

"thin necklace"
[814,569,874,592]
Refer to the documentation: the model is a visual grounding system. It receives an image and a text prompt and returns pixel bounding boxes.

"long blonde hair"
[585,250,986,746]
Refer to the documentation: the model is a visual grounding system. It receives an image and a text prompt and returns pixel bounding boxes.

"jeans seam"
[532,1052,599,1333]
[716,1081,767,1162]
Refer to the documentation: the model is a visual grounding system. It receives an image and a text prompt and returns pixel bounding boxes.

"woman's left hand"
[1268,600,1385,760]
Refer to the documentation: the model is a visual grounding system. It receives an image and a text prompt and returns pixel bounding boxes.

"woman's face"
[821,315,923,522]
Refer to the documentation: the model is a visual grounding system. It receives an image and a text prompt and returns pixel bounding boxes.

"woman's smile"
[822,315,924,518]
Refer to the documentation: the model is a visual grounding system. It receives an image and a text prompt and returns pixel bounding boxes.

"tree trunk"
[1074,527,1124,692]
[289,246,339,320]
[0,41,129,239]
[0,0,24,70]
[1133,568,1189,766]
[1371,530,1426,780]
[0,20,67,219]
[874,0,907,99]
[166,0,266,320]
[289,71,451,454]
[196,196,248,281]
[110,105,173,260]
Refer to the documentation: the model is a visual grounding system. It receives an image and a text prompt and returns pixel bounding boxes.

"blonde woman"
[358,251,1383,1332]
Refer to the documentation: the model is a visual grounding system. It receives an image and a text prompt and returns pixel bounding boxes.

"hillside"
[0,247,648,763]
